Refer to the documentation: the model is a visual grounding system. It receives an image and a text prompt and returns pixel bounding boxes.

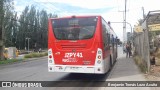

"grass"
[0,52,48,65]
[133,56,148,73]
[24,52,48,58]
[0,59,23,65]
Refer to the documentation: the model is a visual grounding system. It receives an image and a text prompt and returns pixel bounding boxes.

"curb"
[23,56,47,62]
[0,56,48,66]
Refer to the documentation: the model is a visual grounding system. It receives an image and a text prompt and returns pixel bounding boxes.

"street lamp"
[26,37,31,53]
[25,38,26,50]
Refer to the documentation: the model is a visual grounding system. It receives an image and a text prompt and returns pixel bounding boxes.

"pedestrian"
[38,48,42,53]
[126,42,131,58]
[129,41,132,56]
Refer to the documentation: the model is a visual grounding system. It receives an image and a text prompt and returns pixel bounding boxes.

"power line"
[32,0,70,16]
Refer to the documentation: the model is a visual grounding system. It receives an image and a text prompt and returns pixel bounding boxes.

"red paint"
[48,16,117,66]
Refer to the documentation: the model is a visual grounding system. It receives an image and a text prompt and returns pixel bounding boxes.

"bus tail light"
[98,55,101,59]
[94,48,105,73]
[48,49,54,64]
[49,60,52,63]
[97,60,101,64]
[95,48,103,65]
[49,55,52,58]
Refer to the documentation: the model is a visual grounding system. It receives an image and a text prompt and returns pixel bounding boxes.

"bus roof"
[49,15,102,19]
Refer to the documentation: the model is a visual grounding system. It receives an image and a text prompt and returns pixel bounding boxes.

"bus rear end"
[48,16,105,74]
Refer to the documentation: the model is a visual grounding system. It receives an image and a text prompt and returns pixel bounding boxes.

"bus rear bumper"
[48,65,105,74]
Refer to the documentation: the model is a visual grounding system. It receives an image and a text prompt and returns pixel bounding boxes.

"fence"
[133,10,160,72]
[133,30,149,72]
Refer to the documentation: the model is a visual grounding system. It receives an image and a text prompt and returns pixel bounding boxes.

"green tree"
[39,10,48,48]
[18,6,29,49]
[3,0,19,48]
[0,0,4,60]
[15,5,58,50]
[0,0,14,60]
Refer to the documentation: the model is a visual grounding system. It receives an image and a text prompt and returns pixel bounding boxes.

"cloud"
[48,3,114,14]
[14,0,160,41]
[35,0,117,9]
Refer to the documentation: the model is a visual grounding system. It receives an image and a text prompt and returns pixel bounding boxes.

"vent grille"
[61,44,86,49]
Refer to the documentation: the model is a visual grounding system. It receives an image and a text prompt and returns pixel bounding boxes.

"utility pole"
[26,38,30,53]
[124,0,127,43]
[110,21,133,47]
[0,0,4,60]
[118,0,128,44]
[142,7,145,19]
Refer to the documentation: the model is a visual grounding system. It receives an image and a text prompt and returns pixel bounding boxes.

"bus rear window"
[52,17,97,40]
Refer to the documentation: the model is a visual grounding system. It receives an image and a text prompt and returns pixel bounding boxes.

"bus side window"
[111,34,114,44]
[110,34,114,44]
[106,33,109,45]
[116,37,119,44]
[109,34,113,47]
[102,19,110,49]
[102,25,107,47]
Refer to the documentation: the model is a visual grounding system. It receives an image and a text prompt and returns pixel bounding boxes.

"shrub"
[24,54,33,58]
[24,52,48,58]
[32,53,39,57]
[44,52,48,56]
[0,59,23,65]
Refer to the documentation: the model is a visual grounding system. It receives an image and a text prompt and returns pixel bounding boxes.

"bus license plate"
[70,67,79,70]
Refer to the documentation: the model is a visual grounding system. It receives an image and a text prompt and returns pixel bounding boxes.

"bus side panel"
[94,16,111,73]
[48,19,55,49]
[101,17,112,73]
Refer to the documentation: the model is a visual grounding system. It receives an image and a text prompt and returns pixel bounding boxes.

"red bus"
[48,16,118,74]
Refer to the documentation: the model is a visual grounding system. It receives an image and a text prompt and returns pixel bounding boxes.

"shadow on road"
[59,73,109,81]
[46,72,111,87]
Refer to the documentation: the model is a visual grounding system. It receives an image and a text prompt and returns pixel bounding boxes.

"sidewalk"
[107,56,145,81]
[105,47,152,90]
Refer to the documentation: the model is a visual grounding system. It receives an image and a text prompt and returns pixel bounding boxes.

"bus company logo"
[62,58,78,62]
[55,52,60,55]
[72,49,76,52]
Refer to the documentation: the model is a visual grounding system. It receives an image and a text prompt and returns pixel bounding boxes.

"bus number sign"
[64,52,83,58]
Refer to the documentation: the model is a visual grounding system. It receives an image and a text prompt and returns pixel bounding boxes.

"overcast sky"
[14,0,160,41]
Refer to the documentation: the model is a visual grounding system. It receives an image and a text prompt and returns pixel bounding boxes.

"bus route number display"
[68,19,79,25]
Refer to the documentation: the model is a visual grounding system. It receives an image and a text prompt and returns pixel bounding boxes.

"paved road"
[0,47,154,90]
[0,52,111,90]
